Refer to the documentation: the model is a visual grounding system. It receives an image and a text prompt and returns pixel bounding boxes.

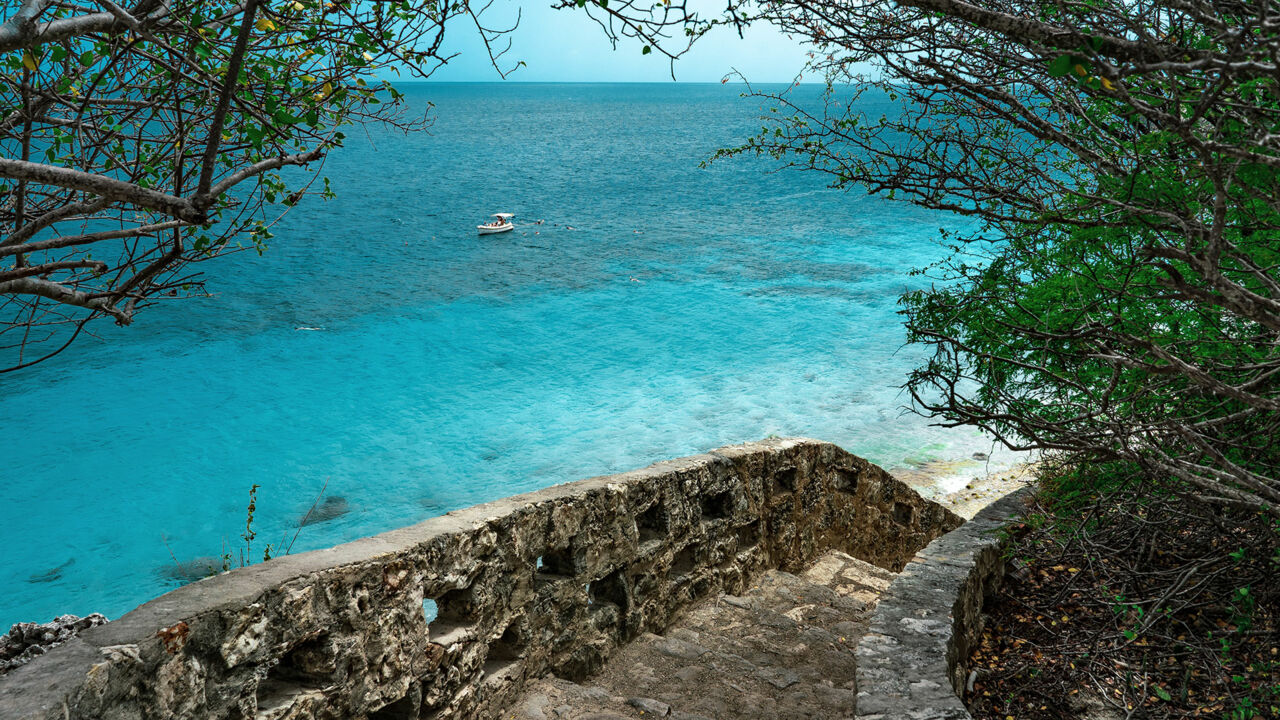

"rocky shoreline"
[891,459,1036,520]
[0,614,108,676]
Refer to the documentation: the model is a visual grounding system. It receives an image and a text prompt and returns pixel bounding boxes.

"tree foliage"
[0,0,527,370]
[0,0,717,371]
[703,0,1280,515]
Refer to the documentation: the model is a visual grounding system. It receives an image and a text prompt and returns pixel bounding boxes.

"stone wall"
[0,438,962,720]
[854,487,1034,720]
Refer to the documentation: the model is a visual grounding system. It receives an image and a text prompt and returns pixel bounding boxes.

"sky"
[419,1,814,83]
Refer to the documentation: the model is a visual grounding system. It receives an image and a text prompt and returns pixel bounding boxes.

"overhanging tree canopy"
[0,0,710,371]
[700,0,1280,514]
[0,0,537,369]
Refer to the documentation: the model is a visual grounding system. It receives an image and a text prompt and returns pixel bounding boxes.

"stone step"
[508,550,896,720]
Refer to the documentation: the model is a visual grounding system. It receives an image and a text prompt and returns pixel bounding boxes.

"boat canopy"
[493,212,514,219]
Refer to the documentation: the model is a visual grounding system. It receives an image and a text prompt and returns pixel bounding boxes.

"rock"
[628,662,658,686]
[736,693,777,715]
[0,613,108,676]
[812,684,857,707]
[673,666,701,683]
[897,617,950,636]
[752,609,798,630]
[709,651,755,673]
[582,686,615,703]
[519,693,550,719]
[627,697,671,716]
[831,621,862,639]
[854,693,896,715]
[653,637,707,660]
[668,628,700,644]
[909,678,942,698]
[783,642,809,656]
[753,667,801,689]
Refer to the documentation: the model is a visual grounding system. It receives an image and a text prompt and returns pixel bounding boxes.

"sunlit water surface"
[0,83,1016,628]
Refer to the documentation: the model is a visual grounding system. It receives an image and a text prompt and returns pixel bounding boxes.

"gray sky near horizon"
[419,1,814,83]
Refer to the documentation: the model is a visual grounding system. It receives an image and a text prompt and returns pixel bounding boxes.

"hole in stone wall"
[488,619,525,663]
[636,501,668,542]
[630,571,657,604]
[692,576,714,599]
[426,585,477,646]
[553,645,604,683]
[256,679,314,719]
[537,547,579,578]
[368,686,421,720]
[589,569,628,610]
[255,635,332,718]
[736,520,761,550]
[834,468,859,494]
[671,545,698,577]
[483,629,524,687]
[700,490,734,521]
[269,634,333,684]
[773,466,798,493]
[893,501,914,525]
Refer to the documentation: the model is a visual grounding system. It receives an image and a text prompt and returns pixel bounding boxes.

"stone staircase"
[505,550,896,720]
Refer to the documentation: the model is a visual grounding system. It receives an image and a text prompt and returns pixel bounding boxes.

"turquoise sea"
[0,83,1013,629]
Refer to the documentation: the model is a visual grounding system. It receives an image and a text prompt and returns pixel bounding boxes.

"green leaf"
[79,51,94,66]
[1154,686,1171,701]
[641,45,651,55]
[1048,54,1074,77]
[273,109,301,125]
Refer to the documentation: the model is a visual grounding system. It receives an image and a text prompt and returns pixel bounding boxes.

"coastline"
[891,459,1037,520]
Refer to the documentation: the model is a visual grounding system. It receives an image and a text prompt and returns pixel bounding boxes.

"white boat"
[477,213,514,235]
